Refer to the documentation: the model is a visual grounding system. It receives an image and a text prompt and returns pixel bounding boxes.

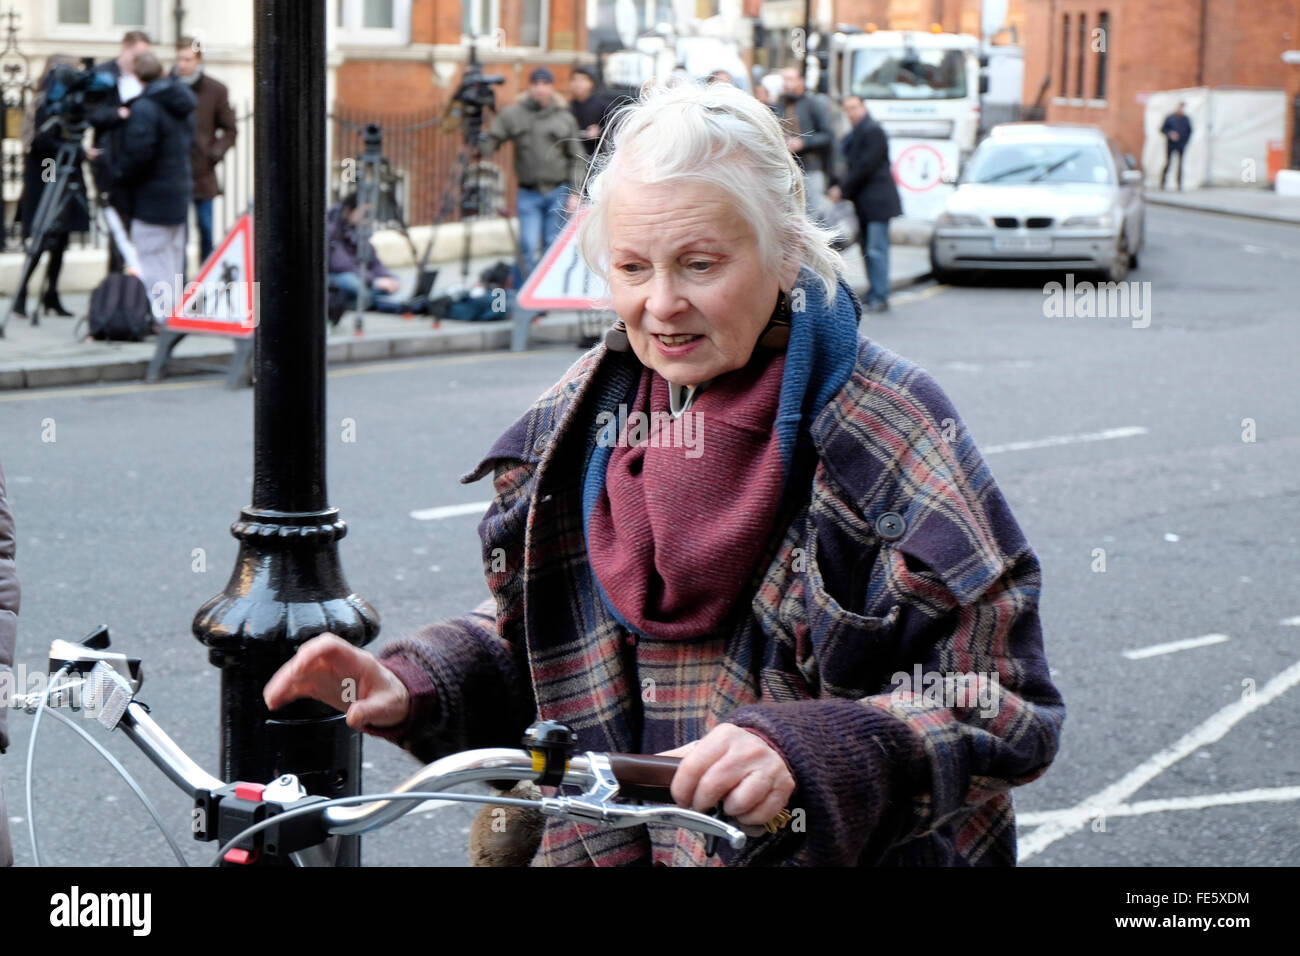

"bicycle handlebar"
[19,651,757,863]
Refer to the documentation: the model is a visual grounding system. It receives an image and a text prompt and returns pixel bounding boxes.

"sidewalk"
[0,244,933,390]
[1143,185,1300,225]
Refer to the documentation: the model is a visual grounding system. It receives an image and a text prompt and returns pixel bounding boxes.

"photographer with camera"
[11,54,89,319]
[478,67,585,280]
[87,31,152,275]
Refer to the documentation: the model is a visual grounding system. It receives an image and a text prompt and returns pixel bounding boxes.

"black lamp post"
[192,0,379,866]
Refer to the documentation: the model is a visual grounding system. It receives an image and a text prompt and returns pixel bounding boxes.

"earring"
[604,318,630,352]
[756,289,792,350]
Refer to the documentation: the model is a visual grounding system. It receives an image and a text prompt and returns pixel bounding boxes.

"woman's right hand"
[263,633,410,732]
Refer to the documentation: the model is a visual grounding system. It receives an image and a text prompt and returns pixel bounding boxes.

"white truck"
[827,29,987,219]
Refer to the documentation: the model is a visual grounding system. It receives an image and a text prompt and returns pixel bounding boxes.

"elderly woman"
[264,81,1065,867]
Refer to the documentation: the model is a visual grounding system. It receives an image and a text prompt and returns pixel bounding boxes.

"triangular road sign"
[517,207,610,311]
[165,213,257,336]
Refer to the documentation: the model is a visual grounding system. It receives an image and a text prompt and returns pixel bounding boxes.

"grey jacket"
[0,460,19,866]
[481,93,586,193]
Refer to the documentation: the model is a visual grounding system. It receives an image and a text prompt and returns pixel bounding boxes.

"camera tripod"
[0,133,89,338]
[341,123,436,334]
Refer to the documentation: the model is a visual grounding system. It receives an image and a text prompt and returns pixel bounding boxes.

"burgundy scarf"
[586,350,788,639]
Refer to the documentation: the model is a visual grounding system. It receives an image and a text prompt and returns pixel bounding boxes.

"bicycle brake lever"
[537,753,747,850]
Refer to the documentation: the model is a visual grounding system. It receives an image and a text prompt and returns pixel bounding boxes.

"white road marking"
[410,501,491,521]
[1018,785,1300,827]
[982,425,1148,455]
[1280,616,1300,627]
[1018,656,1300,860]
[1122,633,1230,660]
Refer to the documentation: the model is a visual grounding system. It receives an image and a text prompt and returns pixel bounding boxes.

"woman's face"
[606,179,789,386]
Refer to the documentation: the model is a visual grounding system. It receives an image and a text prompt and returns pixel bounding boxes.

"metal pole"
[192,0,379,867]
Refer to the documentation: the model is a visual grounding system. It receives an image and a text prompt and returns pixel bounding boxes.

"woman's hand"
[263,633,410,732]
[660,724,795,826]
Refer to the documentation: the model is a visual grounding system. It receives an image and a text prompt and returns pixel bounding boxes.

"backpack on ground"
[89,273,154,341]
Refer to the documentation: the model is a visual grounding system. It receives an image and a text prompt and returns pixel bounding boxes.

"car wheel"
[1105,232,1131,283]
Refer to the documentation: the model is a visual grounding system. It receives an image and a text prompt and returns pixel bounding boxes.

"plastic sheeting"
[1143,88,1285,189]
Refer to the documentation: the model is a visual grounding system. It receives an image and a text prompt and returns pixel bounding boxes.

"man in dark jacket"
[88,30,152,274]
[831,95,902,313]
[568,65,618,163]
[0,460,19,867]
[1160,102,1192,190]
[779,66,834,224]
[173,36,237,266]
[116,51,196,328]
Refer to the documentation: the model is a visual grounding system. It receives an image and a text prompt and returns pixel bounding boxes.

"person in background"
[778,66,833,225]
[1160,102,1192,191]
[115,51,196,332]
[88,30,152,275]
[327,192,427,317]
[830,94,901,313]
[0,459,20,867]
[172,35,237,269]
[11,54,87,319]
[479,67,585,280]
[568,65,617,163]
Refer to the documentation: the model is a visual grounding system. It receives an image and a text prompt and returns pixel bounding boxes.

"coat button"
[876,511,906,541]
[532,430,552,455]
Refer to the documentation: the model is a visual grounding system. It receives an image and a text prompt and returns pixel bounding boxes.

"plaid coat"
[379,292,1065,867]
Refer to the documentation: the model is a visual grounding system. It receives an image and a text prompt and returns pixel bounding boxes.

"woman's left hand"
[660,724,795,826]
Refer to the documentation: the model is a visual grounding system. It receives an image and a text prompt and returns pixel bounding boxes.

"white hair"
[576,79,843,303]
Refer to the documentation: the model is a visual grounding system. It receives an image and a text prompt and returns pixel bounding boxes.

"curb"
[0,313,594,390]
[0,266,935,391]
[1144,194,1300,226]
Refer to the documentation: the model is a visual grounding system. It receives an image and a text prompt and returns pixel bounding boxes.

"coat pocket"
[804,518,901,699]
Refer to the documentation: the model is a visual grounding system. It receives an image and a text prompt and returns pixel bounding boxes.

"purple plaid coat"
[377,307,1065,867]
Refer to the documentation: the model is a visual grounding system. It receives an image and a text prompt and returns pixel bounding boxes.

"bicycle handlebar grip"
[607,754,681,801]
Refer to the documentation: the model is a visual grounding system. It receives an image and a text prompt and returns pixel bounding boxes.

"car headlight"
[1060,213,1113,228]
[936,212,984,228]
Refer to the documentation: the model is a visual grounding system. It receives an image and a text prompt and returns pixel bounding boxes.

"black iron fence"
[328,105,519,228]
[1,100,524,256]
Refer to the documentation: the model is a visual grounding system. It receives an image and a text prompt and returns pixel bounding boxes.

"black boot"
[41,240,73,316]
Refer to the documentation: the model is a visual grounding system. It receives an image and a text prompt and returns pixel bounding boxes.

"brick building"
[1022,0,1300,171]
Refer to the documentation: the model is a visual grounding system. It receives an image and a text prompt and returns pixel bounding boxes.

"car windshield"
[965,142,1115,185]
[850,47,968,100]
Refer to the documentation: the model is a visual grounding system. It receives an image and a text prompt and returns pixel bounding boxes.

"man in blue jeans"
[831,95,902,313]
[479,67,585,281]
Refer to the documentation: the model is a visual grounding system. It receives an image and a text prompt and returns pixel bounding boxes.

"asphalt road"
[1,204,1297,868]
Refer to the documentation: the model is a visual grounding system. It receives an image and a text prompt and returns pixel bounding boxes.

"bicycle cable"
[25,664,69,866]
[211,791,545,867]
[25,669,188,867]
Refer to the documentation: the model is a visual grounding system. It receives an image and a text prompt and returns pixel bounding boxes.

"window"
[464,0,548,49]
[1095,11,1110,100]
[336,0,410,45]
[1059,14,1069,97]
[1076,14,1086,98]
[49,0,154,36]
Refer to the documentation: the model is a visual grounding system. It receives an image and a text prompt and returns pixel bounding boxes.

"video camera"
[449,45,504,144]
[43,57,116,136]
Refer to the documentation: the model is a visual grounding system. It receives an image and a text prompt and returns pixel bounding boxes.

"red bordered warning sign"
[165,213,257,336]
[516,207,610,311]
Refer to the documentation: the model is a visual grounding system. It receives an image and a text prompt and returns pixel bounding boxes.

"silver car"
[929,124,1145,282]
